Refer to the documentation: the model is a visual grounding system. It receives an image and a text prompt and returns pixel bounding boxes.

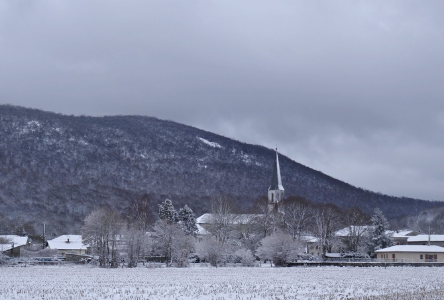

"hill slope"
[0,105,441,234]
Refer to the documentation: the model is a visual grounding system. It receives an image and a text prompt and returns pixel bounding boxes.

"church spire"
[268,148,285,209]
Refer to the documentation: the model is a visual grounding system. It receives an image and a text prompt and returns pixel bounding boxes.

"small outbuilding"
[0,235,29,257]
[376,245,444,262]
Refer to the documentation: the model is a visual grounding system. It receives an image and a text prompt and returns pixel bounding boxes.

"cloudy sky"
[1,1,444,201]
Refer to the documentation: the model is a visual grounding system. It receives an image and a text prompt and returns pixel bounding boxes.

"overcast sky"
[1,1,444,201]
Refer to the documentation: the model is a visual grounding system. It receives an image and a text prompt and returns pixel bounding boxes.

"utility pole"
[43,223,46,249]
[428,226,431,246]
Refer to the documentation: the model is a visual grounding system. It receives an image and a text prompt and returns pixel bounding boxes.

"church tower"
[268,149,284,211]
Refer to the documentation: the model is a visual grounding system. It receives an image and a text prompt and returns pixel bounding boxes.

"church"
[196,149,285,233]
[268,149,285,212]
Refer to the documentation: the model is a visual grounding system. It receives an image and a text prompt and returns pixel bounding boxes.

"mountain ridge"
[0,105,441,234]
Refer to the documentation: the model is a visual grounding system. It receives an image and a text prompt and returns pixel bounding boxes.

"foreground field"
[1,265,444,299]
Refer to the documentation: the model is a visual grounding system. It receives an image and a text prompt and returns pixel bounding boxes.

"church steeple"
[268,148,285,209]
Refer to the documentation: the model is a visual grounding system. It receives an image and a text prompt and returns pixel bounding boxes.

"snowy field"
[1,265,444,299]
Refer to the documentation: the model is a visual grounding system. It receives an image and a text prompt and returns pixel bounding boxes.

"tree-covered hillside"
[0,105,442,235]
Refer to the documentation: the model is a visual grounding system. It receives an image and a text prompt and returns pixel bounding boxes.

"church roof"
[269,150,284,191]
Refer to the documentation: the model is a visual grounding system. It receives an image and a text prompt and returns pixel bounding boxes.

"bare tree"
[313,204,343,256]
[195,236,227,267]
[256,231,303,266]
[341,207,370,253]
[131,194,153,232]
[81,207,122,268]
[152,219,193,267]
[123,226,150,268]
[281,197,312,240]
[251,196,281,238]
[208,197,238,244]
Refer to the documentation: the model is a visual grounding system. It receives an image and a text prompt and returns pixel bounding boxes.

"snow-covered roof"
[387,230,416,238]
[0,235,28,252]
[301,235,319,243]
[325,253,342,258]
[335,226,371,237]
[196,213,261,225]
[407,235,444,243]
[376,245,444,253]
[47,235,87,251]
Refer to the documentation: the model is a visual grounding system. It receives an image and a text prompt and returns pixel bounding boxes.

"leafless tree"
[152,219,193,267]
[281,197,312,240]
[313,204,343,256]
[341,207,370,253]
[81,207,123,268]
[251,196,281,238]
[195,236,227,267]
[208,197,238,244]
[256,231,303,266]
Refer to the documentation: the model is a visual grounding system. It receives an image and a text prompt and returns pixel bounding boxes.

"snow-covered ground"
[1,265,444,299]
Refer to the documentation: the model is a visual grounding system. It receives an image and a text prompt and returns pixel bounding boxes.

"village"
[2,151,444,267]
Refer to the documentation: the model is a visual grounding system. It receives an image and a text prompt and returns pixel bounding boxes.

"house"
[376,245,444,262]
[0,235,29,257]
[47,235,87,256]
[407,235,444,247]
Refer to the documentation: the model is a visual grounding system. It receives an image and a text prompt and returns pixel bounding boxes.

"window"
[420,254,423,259]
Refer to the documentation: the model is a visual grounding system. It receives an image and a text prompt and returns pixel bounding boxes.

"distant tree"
[152,219,192,267]
[313,204,343,256]
[196,236,226,267]
[256,231,303,266]
[251,196,281,238]
[132,194,154,231]
[123,226,150,268]
[341,207,370,253]
[208,197,238,244]
[281,197,312,240]
[81,207,122,268]
[368,208,394,257]
[233,248,255,266]
[158,199,178,224]
[178,205,198,236]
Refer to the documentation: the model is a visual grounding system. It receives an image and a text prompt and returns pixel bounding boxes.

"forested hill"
[0,105,442,234]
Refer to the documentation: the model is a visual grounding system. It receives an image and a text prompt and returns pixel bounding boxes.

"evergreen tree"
[179,205,198,236]
[368,208,394,257]
[158,199,178,224]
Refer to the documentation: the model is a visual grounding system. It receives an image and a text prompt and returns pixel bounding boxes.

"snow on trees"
[368,208,394,257]
[256,231,303,266]
[158,199,179,224]
[178,205,198,236]
[154,199,197,266]
[81,207,122,268]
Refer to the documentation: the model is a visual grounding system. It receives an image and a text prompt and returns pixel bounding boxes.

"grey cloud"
[1,0,444,200]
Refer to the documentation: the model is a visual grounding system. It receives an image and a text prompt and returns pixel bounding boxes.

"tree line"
[79,195,394,268]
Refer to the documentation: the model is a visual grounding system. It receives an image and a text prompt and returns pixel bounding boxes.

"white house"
[47,235,87,256]
[376,245,444,262]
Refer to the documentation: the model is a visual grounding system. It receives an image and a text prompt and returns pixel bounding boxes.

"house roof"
[407,235,444,243]
[0,235,28,252]
[196,213,261,225]
[335,226,371,237]
[301,235,319,243]
[387,230,417,238]
[269,151,284,191]
[47,235,87,251]
[376,245,444,253]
